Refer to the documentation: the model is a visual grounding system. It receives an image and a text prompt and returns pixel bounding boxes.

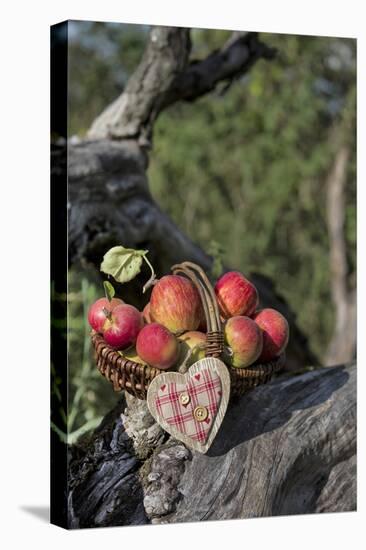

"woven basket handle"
[171,262,224,358]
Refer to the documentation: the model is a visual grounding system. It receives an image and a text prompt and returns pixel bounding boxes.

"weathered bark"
[87,29,275,144]
[68,363,356,527]
[65,138,317,370]
[67,397,148,528]
[121,392,166,459]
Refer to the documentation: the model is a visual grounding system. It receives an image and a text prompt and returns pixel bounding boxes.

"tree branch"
[166,31,276,105]
[87,29,275,144]
[87,27,191,145]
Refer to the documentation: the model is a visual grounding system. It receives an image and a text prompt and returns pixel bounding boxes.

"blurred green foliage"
[52,268,119,443]
[64,22,356,436]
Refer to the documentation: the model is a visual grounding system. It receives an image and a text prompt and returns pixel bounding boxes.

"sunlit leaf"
[100,246,148,284]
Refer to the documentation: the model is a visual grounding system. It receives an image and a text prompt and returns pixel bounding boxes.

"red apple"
[215,271,258,319]
[150,275,203,333]
[136,323,179,370]
[88,297,124,333]
[103,304,143,349]
[253,308,289,362]
[178,331,207,364]
[224,316,263,368]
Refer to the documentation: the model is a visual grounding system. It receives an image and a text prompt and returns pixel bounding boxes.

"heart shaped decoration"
[147,357,230,453]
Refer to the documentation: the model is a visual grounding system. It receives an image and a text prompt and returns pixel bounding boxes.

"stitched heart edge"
[146,357,230,454]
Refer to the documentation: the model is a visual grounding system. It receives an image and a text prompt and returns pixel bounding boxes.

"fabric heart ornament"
[147,357,230,453]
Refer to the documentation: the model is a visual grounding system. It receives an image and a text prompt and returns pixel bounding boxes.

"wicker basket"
[91,261,285,400]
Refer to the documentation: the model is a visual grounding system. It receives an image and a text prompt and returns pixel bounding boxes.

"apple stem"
[178,347,194,374]
[103,280,115,303]
[142,254,157,294]
[102,307,112,321]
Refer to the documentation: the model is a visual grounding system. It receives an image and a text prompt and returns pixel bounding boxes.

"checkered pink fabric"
[155,368,222,443]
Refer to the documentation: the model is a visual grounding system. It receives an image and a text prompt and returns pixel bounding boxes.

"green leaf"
[103,280,115,302]
[100,246,148,284]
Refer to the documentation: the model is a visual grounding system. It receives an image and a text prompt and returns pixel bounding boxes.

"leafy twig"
[100,245,157,293]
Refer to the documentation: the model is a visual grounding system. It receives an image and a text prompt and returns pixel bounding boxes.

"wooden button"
[193,406,208,422]
[180,392,190,405]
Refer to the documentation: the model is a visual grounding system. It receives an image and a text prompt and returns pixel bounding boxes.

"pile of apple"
[88,271,289,371]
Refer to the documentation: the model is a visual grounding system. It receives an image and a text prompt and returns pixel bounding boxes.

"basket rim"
[91,330,285,380]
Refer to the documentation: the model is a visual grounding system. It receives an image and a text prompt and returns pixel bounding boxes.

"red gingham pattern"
[155,368,222,443]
